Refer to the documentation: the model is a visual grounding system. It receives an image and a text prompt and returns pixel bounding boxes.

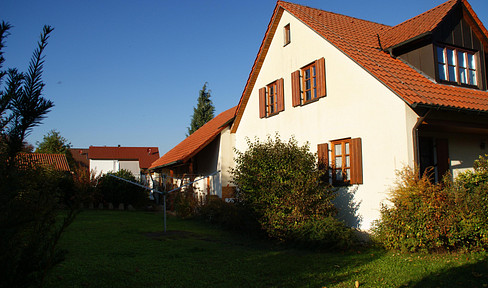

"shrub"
[197,196,260,233]
[173,186,198,219]
[0,167,78,288]
[97,169,148,208]
[373,156,488,252]
[231,135,354,247]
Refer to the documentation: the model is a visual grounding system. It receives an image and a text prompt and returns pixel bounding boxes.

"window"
[259,78,284,118]
[267,81,278,115]
[291,57,326,106]
[436,45,477,86]
[321,138,362,185]
[284,24,291,46]
[302,62,317,102]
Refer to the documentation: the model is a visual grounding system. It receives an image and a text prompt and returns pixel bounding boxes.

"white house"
[230,0,488,230]
[88,146,160,183]
[149,107,237,202]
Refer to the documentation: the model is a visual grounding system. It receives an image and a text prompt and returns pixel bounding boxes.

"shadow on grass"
[407,256,488,288]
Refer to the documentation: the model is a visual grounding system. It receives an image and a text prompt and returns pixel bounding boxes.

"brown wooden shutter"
[315,57,326,98]
[317,143,329,170]
[277,78,284,112]
[291,70,301,107]
[259,87,266,118]
[350,138,363,184]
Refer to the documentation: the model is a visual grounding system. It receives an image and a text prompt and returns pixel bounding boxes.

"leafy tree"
[36,129,76,169]
[187,82,215,136]
[231,135,356,249]
[97,169,148,208]
[0,22,78,287]
[36,129,70,153]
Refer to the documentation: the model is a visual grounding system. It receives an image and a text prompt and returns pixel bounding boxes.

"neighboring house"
[88,146,160,183]
[231,0,488,230]
[149,106,237,202]
[16,153,71,172]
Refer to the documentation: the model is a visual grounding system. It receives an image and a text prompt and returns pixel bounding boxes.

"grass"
[44,210,488,288]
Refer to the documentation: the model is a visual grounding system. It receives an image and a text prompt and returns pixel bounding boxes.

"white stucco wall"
[90,159,119,177]
[119,160,141,179]
[90,159,141,179]
[218,126,236,188]
[234,11,419,230]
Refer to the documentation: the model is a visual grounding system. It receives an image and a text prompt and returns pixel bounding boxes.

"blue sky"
[1,0,487,154]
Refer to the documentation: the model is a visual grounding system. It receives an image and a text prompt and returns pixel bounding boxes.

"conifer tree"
[187,82,215,136]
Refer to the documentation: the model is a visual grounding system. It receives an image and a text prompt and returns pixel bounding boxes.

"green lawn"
[44,210,488,288]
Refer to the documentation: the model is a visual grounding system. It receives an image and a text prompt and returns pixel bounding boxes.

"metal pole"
[163,194,167,233]
[162,174,167,233]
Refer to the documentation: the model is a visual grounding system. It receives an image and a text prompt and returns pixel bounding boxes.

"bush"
[0,166,78,288]
[373,156,488,252]
[231,135,355,247]
[198,196,260,233]
[173,186,198,219]
[291,217,358,250]
[97,169,148,208]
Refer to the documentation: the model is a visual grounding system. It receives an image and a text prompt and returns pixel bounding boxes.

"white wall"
[90,159,141,179]
[218,126,236,188]
[234,10,418,230]
[90,159,119,177]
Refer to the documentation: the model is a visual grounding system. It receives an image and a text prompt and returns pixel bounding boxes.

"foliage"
[373,156,488,252]
[173,185,199,219]
[231,135,353,247]
[197,196,260,232]
[96,169,148,208]
[0,167,78,288]
[0,22,79,288]
[35,129,71,154]
[35,129,76,169]
[187,82,215,136]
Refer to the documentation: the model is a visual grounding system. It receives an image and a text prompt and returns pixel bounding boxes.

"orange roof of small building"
[150,106,237,170]
[88,146,160,169]
[16,153,70,172]
[232,0,488,132]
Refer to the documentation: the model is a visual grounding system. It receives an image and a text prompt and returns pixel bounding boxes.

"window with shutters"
[291,57,326,107]
[259,78,284,118]
[325,138,363,185]
[267,81,278,115]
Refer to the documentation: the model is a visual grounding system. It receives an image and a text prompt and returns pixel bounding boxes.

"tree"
[36,129,76,169]
[35,129,71,153]
[0,22,78,287]
[187,82,215,136]
[231,135,356,249]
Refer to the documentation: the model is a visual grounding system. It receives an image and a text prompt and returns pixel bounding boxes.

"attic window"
[284,24,291,46]
[436,45,477,86]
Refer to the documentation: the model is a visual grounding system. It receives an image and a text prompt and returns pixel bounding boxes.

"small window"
[259,79,284,118]
[284,24,291,46]
[436,45,477,86]
[291,58,326,107]
[267,81,278,115]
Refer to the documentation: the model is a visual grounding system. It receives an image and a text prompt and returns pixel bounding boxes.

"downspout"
[412,108,432,177]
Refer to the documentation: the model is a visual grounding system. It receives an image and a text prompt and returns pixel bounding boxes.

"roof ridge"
[278,1,391,28]
[389,0,457,31]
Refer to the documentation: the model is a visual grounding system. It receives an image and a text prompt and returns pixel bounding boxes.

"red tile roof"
[88,146,160,169]
[150,106,237,170]
[16,153,71,172]
[379,0,458,49]
[232,0,488,132]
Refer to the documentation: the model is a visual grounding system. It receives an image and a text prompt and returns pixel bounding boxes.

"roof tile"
[88,146,160,169]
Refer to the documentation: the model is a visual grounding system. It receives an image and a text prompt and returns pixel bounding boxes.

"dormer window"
[436,45,477,86]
